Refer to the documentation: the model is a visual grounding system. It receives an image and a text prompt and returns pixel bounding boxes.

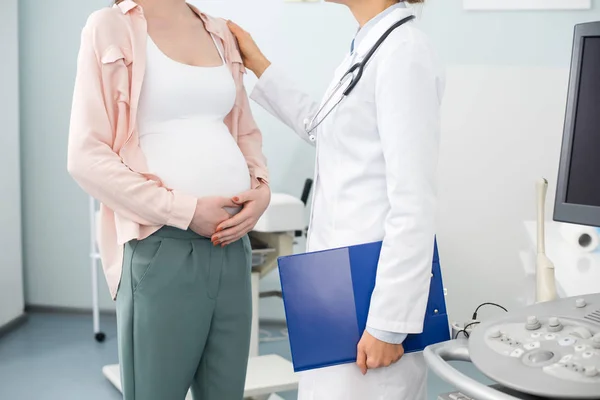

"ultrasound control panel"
[468,294,600,399]
[487,317,600,382]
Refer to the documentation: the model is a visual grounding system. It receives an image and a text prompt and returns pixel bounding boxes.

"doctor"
[220,0,443,398]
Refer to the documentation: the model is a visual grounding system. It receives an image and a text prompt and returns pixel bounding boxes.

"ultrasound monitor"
[554,21,600,228]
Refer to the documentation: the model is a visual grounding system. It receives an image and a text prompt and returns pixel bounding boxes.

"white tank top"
[137,34,251,200]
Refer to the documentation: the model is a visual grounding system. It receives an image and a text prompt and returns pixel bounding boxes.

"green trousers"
[116,227,252,400]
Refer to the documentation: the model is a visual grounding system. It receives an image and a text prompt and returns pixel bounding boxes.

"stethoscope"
[303,15,415,142]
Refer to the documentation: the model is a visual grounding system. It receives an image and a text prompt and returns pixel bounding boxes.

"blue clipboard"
[277,240,450,372]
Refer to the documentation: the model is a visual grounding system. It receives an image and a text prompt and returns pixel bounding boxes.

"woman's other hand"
[227,20,271,78]
[189,197,237,238]
[211,184,271,246]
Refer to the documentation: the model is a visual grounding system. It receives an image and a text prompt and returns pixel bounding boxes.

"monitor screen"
[565,37,600,208]
[554,22,600,228]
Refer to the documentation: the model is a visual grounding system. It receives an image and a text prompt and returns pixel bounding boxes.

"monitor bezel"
[553,22,600,228]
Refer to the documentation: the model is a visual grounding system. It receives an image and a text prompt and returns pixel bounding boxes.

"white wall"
[0,0,25,327]
[18,0,600,324]
[20,0,113,311]
[437,65,568,321]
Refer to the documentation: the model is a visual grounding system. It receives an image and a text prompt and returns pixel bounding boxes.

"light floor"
[0,312,490,399]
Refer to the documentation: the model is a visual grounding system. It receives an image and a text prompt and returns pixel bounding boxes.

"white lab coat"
[251,7,444,400]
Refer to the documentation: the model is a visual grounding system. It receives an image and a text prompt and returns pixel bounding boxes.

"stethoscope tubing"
[305,15,416,141]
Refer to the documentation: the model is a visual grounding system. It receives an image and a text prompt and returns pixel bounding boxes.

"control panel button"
[583,351,594,359]
[571,327,593,340]
[526,316,541,330]
[593,334,600,349]
[510,348,525,358]
[548,317,563,332]
[560,354,573,363]
[575,345,586,352]
[524,342,541,351]
[576,298,587,308]
[545,333,557,341]
[559,337,576,346]
[528,350,554,364]
[489,329,501,339]
[584,366,598,377]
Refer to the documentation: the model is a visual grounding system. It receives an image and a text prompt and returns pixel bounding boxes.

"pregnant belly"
[139,121,251,200]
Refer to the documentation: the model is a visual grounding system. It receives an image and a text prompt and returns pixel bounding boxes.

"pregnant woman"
[67,1,269,399]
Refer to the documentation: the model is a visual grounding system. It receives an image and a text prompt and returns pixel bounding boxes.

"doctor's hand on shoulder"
[227,21,271,78]
[211,183,271,247]
[356,331,405,375]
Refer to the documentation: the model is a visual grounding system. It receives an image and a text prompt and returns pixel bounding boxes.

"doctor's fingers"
[356,348,368,375]
[366,350,402,369]
[226,22,262,60]
[366,356,394,370]
[227,21,254,49]
[227,20,247,36]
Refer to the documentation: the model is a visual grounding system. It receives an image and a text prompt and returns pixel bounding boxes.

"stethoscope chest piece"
[303,118,318,142]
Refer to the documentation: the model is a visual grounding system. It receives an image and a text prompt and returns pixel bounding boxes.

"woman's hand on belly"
[211,183,271,246]
[189,197,238,238]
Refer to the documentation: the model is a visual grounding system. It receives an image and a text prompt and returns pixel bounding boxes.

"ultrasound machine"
[424,22,600,400]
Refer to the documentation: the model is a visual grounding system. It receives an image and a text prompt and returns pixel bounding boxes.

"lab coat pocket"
[130,237,164,294]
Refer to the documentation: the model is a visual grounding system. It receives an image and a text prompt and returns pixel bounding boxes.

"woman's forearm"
[68,147,196,230]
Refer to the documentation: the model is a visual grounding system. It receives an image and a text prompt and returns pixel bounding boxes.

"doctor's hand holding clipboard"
[227,1,444,399]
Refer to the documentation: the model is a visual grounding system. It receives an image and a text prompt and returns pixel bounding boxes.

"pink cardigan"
[67,0,269,299]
